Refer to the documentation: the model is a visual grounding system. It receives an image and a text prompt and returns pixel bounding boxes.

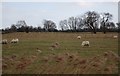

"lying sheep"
[2,39,8,44]
[113,36,118,39]
[81,41,90,47]
[11,38,19,43]
[77,36,81,39]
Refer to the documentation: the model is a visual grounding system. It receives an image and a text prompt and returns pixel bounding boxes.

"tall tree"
[75,17,84,30]
[68,17,77,31]
[100,13,113,34]
[16,20,27,28]
[105,22,115,30]
[43,19,56,32]
[59,20,68,31]
[10,24,17,32]
[16,20,29,33]
[83,11,100,34]
[116,22,120,32]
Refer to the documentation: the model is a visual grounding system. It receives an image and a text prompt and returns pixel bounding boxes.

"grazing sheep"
[69,55,74,59]
[2,39,8,44]
[50,45,57,50]
[77,36,81,39]
[65,52,69,56]
[11,38,19,43]
[113,36,118,39]
[51,44,57,48]
[36,48,42,53]
[55,42,59,46]
[81,41,90,47]
[104,52,109,56]
[50,42,59,50]
[31,55,37,59]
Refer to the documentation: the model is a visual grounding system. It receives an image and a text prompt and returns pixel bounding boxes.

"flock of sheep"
[77,35,118,47]
[2,34,119,74]
[1,38,19,44]
[47,35,118,51]
[1,35,117,47]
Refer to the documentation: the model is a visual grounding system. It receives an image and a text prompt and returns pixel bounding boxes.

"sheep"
[36,48,42,53]
[77,36,81,39]
[50,45,57,50]
[50,42,59,50]
[81,41,90,47]
[2,39,8,44]
[11,38,19,43]
[55,42,59,46]
[31,55,37,59]
[65,52,69,56]
[56,56,64,62]
[113,35,118,39]
[51,44,57,48]
[11,39,15,43]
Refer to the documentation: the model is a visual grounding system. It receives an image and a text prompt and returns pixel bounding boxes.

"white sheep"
[11,38,19,43]
[36,48,42,53]
[81,41,90,47]
[77,36,81,39]
[2,39,8,44]
[113,36,118,39]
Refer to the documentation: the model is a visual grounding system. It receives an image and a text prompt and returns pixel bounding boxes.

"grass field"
[2,32,119,74]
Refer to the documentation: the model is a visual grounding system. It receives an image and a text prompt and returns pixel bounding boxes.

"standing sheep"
[11,38,19,43]
[36,48,42,53]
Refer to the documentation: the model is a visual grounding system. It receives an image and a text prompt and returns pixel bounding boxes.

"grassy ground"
[2,32,119,74]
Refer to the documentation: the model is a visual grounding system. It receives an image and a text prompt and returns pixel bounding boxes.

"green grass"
[2,32,119,74]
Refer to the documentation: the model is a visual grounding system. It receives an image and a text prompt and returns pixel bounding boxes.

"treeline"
[2,11,120,34]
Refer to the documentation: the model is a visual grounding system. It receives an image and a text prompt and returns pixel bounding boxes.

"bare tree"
[68,17,77,30]
[59,20,68,31]
[100,13,113,34]
[83,11,100,34]
[43,19,56,31]
[10,24,17,32]
[116,22,120,32]
[106,22,115,29]
[15,20,29,33]
[75,17,84,30]
[16,20,27,28]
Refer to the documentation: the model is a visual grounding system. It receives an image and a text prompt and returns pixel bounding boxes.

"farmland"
[2,32,119,74]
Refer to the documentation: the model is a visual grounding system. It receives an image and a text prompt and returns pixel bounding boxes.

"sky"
[1,1,119,29]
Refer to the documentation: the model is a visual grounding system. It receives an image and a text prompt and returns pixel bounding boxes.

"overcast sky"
[1,1,119,29]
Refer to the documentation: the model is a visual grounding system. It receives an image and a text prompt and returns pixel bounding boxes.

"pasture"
[2,32,119,74]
